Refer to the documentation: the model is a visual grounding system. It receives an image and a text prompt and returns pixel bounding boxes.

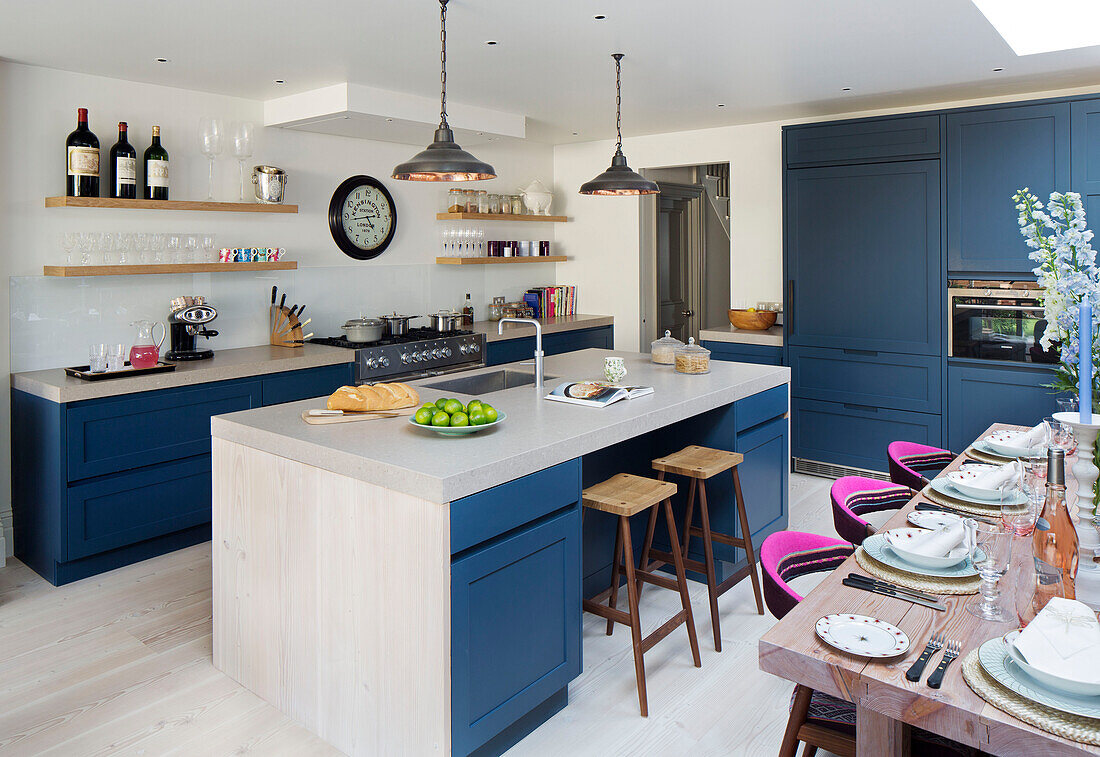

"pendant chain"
[439,0,449,126]
[614,53,623,153]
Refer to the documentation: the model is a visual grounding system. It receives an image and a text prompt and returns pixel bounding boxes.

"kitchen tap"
[498,317,543,393]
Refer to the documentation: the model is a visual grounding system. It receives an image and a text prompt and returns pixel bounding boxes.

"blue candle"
[1083,296,1093,421]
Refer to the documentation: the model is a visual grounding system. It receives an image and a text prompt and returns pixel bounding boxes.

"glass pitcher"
[129,320,165,369]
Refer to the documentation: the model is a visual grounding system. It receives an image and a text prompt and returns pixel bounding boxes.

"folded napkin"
[967,460,1022,491]
[1014,597,1100,684]
[904,520,966,558]
[1020,423,1049,450]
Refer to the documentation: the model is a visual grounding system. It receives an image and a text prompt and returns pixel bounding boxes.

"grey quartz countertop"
[211,348,790,504]
[12,344,354,404]
[699,324,784,347]
[472,314,613,342]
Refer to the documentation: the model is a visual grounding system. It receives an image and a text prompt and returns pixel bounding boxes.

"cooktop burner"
[309,327,474,349]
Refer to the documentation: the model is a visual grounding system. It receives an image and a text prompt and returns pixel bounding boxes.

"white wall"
[0,61,560,557]
[553,83,1100,351]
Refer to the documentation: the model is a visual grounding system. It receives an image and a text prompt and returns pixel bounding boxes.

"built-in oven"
[948,281,1059,364]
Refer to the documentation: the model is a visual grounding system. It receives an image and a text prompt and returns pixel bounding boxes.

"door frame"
[641,181,705,347]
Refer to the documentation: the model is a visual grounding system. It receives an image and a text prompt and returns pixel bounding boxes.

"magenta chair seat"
[830,476,914,545]
[888,441,953,491]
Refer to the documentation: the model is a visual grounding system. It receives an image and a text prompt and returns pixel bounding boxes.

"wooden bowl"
[728,309,777,330]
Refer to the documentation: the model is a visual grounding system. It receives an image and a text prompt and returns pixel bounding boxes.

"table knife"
[846,573,939,602]
[841,578,946,611]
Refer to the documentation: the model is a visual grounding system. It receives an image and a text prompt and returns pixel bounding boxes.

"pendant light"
[392,0,496,181]
[579,54,658,196]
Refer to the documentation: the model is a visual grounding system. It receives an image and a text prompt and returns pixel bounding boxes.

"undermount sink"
[424,369,556,395]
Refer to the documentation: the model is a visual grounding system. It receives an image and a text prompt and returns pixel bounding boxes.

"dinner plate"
[815,614,910,658]
[968,439,1016,462]
[928,477,1027,508]
[863,533,980,578]
[908,510,962,530]
[978,636,1100,719]
[984,430,1042,458]
[1003,630,1100,698]
[882,527,970,569]
[946,466,1006,501]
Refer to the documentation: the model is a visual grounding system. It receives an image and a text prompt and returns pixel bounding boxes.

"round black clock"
[328,175,397,260]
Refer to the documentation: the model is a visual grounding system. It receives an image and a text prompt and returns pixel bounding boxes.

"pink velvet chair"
[830,476,914,545]
[888,441,954,491]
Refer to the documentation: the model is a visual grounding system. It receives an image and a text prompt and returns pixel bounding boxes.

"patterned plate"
[863,533,981,578]
[968,440,1016,462]
[977,636,1100,720]
[908,510,962,530]
[929,477,1027,507]
[816,613,910,658]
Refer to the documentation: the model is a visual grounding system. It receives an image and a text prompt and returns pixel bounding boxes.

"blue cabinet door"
[732,416,789,561]
[947,103,1070,274]
[785,160,942,355]
[789,346,942,414]
[703,341,783,366]
[1072,98,1100,228]
[486,325,613,367]
[947,362,1066,452]
[260,363,353,406]
[451,506,581,757]
[785,115,941,167]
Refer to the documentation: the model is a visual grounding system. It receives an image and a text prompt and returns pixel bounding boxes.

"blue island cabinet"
[12,361,353,586]
[947,362,1066,453]
[485,325,613,367]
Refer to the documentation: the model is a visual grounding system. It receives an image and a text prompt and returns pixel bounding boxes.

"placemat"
[854,547,980,595]
[964,446,1014,465]
[962,650,1100,746]
[922,486,1010,516]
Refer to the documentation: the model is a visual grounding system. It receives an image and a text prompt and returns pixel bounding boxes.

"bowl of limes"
[410,397,504,436]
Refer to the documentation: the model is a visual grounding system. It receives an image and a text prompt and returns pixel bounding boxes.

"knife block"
[270,305,304,348]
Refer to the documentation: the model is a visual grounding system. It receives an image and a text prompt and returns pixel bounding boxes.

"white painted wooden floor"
[0,473,854,756]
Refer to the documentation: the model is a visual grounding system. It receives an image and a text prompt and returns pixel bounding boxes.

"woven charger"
[855,547,980,595]
[922,486,1014,516]
[962,650,1100,746]
[965,446,1014,465]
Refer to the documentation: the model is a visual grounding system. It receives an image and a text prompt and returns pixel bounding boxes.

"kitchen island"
[210,349,790,756]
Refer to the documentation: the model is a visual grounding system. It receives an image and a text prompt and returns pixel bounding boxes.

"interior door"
[656,183,703,342]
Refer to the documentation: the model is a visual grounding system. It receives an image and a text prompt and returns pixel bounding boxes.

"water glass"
[78,232,94,265]
[200,233,217,262]
[60,232,77,265]
[106,343,126,372]
[184,234,200,263]
[88,344,108,373]
[1002,475,1041,537]
[117,233,133,264]
[1016,556,1064,626]
[1057,397,1079,415]
[166,234,182,263]
[151,233,167,263]
[966,520,1015,623]
[133,233,150,264]
[1045,415,1076,455]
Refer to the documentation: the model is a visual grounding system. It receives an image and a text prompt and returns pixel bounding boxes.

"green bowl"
[409,410,506,436]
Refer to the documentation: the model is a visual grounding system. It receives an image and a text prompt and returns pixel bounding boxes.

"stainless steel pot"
[252,165,288,204]
[341,317,384,343]
[428,311,461,332]
[378,314,418,338]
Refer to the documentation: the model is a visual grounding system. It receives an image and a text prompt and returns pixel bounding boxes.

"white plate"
[863,533,980,578]
[969,439,1015,461]
[882,527,970,569]
[1003,630,1100,698]
[984,430,1042,458]
[815,614,910,658]
[928,477,1028,508]
[978,636,1100,718]
[946,466,1008,501]
[908,510,962,530]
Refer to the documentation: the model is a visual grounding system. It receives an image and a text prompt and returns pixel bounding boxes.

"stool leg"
[636,505,659,601]
[696,480,723,652]
[605,517,625,637]
[682,476,697,556]
[732,467,765,616]
[663,498,701,668]
[618,515,648,717]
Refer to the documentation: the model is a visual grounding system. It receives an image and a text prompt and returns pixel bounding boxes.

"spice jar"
[489,193,501,214]
[674,338,711,374]
[500,193,512,214]
[511,194,524,215]
[477,190,489,214]
[448,188,464,214]
[650,330,685,365]
[464,189,477,213]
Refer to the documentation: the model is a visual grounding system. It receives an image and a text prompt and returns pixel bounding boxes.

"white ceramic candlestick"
[1056,411,1100,556]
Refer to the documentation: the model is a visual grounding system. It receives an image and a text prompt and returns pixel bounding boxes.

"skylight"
[972,0,1100,55]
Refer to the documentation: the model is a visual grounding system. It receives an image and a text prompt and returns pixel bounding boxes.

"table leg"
[856,701,910,756]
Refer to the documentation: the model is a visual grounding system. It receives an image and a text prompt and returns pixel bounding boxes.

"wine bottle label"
[116,157,137,185]
[67,146,99,176]
[146,159,169,187]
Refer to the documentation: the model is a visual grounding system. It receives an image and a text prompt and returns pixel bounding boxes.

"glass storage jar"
[500,193,512,214]
[650,330,685,365]
[477,190,489,214]
[447,188,464,213]
[511,194,524,215]
[489,193,501,214]
[674,338,711,374]
[464,189,478,213]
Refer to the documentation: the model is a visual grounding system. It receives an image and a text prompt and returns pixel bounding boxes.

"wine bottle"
[144,125,169,200]
[66,107,100,197]
[109,122,137,199]
[1033,447,1078,599]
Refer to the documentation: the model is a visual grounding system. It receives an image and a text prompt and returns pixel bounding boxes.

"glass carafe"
[129,320,165,368]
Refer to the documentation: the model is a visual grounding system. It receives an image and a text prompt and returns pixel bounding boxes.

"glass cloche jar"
[674,337,711,374]
[650,330,685,365]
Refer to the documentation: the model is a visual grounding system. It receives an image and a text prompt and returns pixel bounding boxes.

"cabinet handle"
[843,348,879,357]
[787,280,794,333]
[843,403,879,413]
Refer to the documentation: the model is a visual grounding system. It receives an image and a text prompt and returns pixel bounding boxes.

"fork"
[905,632,944,682]
[926,640,962,689]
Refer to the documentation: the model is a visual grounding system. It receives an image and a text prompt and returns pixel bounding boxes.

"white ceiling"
[3,0,1100,144]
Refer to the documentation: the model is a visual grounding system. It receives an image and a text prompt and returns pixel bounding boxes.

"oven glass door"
[950,294,1058,364]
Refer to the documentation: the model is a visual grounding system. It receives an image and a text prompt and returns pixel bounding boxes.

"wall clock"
[328,175,398,260]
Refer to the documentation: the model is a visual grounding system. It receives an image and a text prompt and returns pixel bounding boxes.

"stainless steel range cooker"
[309,327,485,383]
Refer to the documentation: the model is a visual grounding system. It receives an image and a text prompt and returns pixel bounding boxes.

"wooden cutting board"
[300,408,416,425]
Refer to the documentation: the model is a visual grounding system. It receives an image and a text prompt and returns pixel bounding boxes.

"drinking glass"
[199,117,224,200]
[1045,416,1076,455]
[97,232,115,265]
[117,233,133,265]
[151,233,166,264]
[60,232,77,265]
[201,233,217,262]
[133,233,150,264]
[1016,556,1064,626]
[1057,397,1079,415]
[1002,474,1041,537]
[78,232,94,265]
[441,228,452,256]
[166,234,182,263]
[106,343,126,372]
[966,520,1015,622]
[88,344,108,373]
[231,122,254,201]
[184,234,200,263]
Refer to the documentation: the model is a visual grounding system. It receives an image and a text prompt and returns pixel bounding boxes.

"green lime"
[431,411,451,427]
[414,408,434,425]
[469,410,487,426]
[482,405,498,424]
[443,399,464,415]
[421,403,437,413]
[467,399,483,413]
[435,398,449,410]
[450,412,470,427]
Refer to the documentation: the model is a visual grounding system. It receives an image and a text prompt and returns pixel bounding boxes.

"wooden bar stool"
[642,445,765,652]
[582,473,702,717]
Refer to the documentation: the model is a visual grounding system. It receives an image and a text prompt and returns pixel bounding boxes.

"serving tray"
[64,361,177,381]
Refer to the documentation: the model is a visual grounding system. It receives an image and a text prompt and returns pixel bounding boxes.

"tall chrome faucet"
[498,317,544,393]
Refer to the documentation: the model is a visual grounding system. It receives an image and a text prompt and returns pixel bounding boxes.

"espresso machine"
[167,298,219,360]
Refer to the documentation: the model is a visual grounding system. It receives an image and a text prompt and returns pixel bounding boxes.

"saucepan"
[379,313,419,338]
[341,317,384,343]
[428,311,461,332]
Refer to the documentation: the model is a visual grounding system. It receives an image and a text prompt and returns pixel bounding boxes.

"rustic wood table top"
[759,423,1099,756]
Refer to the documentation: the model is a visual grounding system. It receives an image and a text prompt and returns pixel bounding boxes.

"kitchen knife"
[271,285,277,305]
[279,293,286,309]
[841,578,946,611]
[846,573,939,602]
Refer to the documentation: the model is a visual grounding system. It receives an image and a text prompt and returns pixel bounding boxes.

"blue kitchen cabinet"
[485,325,613,367]
[729,415,789,563]
[703,340,782,366]
[947,361,1066,452]
[784,114,941,167]
[261,362,353,405]
[947,103,1070,274]
[1072,98,1100,226]
[788,346,941,414]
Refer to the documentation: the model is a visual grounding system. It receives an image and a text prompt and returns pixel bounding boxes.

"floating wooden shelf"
[43,261,298,277]
[45,197,298,213]
[436,212,566,223]
[435,256,566,265]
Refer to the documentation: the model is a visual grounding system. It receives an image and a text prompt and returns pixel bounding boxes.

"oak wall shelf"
[43,261,298,277]
[45,197,299,213]
[436,212,566,222]
[435,256,566,266]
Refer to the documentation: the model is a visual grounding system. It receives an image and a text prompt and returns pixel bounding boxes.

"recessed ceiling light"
[476,131,484,136]
[273,79,285,85]
[716,103,726,108]
[154,57,169,64]
[972,0,1100,55]
[594,14,606,20]
[842,87,852,91]
[485,40,498,45]
[993,66,1004,71]
[572,131,579,136]
[385,118,394,122]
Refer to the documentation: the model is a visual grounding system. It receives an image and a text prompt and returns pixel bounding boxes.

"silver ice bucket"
[252,165,288,204]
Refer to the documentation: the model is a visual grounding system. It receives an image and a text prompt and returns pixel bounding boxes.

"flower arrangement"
[1013,189,1100,403]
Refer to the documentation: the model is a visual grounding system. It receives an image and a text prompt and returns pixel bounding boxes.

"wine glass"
[183,234,199,263]
[116,233,133,265]
[166,233,182,263]
[97,232,115,265]
[231,122,254,201]
[151,233,166,264]
[133,233,149,264]
[78,232,94,265]
[199,117,224,201]
[1045,416,1076,455]
[60,232,77,265]
[966,520,1015,622]
[201,233,217,262]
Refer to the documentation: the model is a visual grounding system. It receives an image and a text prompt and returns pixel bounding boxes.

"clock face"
[328,176,398,260]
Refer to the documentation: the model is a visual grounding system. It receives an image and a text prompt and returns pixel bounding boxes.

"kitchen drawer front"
[451,506,581,757]
[731,416,789,561]
[450,458,582,555]
[947,362,1067,452]
[785,115,941,167]
[790,346,941,413]
[66,379,262,481]
[66,455,211,560]
[703,341,783,366]
[486,326,613,367]
[735,384,789,433]
[260,363,353,406]
[793,398,941,473]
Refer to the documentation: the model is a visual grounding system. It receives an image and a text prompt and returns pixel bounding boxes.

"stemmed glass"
[966,520,1015,622]
[97,232,115,265]
[199,117,224,201]
[1046,415,1076,456]
[231,122,254,201]
[116,233,132,265]
[200,234,217,262]
[166,234,182,263]
[78,232,94,265]
[133,233,149,264]
[184,234,200,263]
[60,232,77,265]
[151,233,166,264]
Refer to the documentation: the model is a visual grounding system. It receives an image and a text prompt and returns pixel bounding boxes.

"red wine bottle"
[109,122,137,199]
[144,125,169,200]
[66,107,100,197]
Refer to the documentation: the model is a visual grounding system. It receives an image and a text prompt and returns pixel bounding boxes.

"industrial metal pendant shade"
[579,54,658,196]
[392,0,496,181]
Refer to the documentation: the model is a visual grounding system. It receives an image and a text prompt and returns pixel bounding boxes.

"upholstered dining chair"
[888,441,954,491]
[830,476,914,545]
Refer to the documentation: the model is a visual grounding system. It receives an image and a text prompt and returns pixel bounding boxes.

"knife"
[846,573,939,603]
[841,578,947,611]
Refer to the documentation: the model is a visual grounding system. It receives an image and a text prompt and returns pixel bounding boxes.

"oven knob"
[459,344,469,354]
[400,352,410,364]
[442,347,452,357]
[432,349,442,359]
[366,357,379,369]
[471,342,480,353]
[380,356,390,367]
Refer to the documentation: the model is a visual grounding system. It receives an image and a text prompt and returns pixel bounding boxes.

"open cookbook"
[544,381,654,408]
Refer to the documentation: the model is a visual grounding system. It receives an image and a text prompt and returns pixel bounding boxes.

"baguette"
[326,383,420,413]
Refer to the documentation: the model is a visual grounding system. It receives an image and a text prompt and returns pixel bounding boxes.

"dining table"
[758,423,1100,756]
